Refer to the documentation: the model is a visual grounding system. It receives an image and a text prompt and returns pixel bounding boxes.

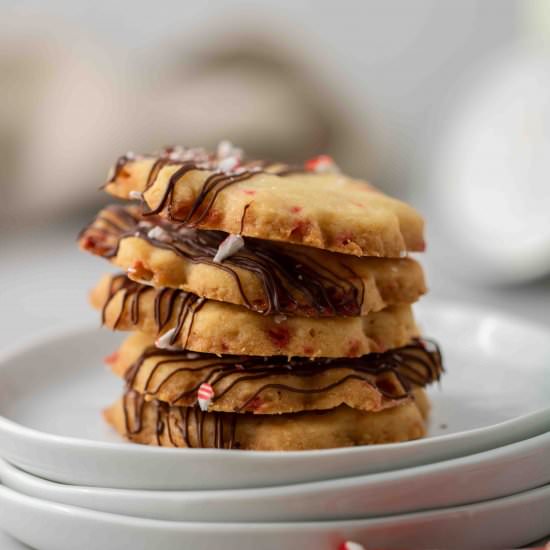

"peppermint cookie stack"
[79,143,443,450]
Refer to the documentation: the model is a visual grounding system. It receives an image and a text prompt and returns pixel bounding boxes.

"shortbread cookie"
[79,205,426,316]
[103,145,425,257]
[106,333,442,414]
[92,274,419,357]
[104,389,428,450]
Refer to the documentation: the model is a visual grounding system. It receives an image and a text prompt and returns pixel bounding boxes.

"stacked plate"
[0,301,549,550]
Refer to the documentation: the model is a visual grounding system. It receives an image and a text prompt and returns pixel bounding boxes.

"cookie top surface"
[105,390,427,450]
[79,205,426,317]
[102,144,425,257]
[107,332,442,414]
[92,274,419,357]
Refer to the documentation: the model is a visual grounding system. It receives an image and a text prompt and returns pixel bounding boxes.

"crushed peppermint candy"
[197,383,215,411]
[217,140,243,160]
[155,328,178,349]
[305,154,339,173]
[129,190,142,200]
[217,156,240,173]
[213,234,245,263]
[163,145,185,161]
[338,542,366,550]
[147,225,172,243]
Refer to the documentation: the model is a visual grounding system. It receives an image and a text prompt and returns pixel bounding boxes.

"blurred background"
[1,0,549,348]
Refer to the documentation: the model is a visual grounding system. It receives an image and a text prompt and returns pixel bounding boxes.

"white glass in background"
[428,0,550,283]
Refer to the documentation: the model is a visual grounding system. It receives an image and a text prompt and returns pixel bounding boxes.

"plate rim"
[0,480,549,530]
[1,427,549,499]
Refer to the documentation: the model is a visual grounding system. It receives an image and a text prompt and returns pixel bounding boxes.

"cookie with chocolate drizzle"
[79,205,426,317]
[106,332,442,414]
[102,143,425,257]
[104,388,429,450]
[92,274,420,357]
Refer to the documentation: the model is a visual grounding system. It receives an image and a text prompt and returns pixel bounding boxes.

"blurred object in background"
[427,0,550,284]
[0,0,517,230]
[0,16,136,223]
[1,0,549,352]
[0,11,365,227]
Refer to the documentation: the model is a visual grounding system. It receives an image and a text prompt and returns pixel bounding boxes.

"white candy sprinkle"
[342,542,365,550]
[218,156,240,173]
[213,234,245,263]
[155,328,177,349]
[217,140,232,158]
[147,226,171,243]
[313,157,339,173]
[217,140,243,160]
[164,146,185,160]
[315,162,336,173]
[129,190,142,200]
[274,314,287,324]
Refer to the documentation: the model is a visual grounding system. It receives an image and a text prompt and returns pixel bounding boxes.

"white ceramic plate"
[0,483,549,550]
[2,428,549,522]
[0,301,549,490]
[0,531,29,550]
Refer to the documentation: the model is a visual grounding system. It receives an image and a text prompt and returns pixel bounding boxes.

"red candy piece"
[346,339,361,357]
[267,326,291,348]
[198,383,214,399]
[244,395,263,411]
[289,219,311,239]
[103,351,119,365]
[305,154,335,172]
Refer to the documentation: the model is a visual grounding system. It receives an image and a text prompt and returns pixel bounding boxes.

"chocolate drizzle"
[107,145,295,226]
[123,338,443,412]
[81,205,365,316]
[122,389,240,449]
[142,162,262,225]
[103,274,205,348]
[120,336,441,449]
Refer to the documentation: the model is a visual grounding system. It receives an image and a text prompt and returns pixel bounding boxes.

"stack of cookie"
[79,143,443,451]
